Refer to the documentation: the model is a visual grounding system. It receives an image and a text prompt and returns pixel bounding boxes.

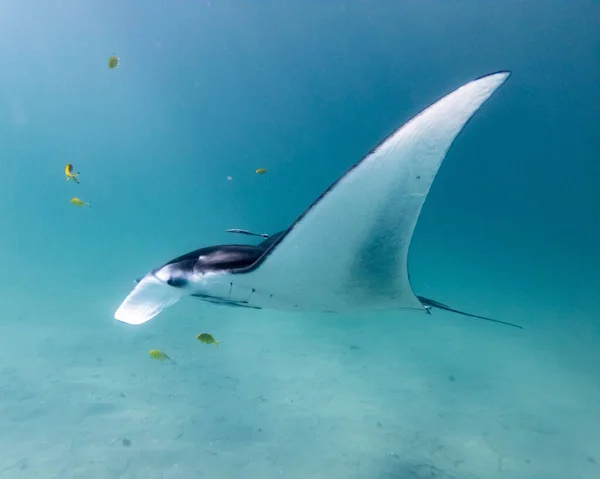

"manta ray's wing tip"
[465,71,511,95]
[475,70,511,83]
[484,69,511,78]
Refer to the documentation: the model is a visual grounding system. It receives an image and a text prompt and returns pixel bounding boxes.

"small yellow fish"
[65,164,79,183]
[70,197,91,207]
[148,349,171,361]
[108,54,120,69]
[196,333,222,348]
[255,168,268,175]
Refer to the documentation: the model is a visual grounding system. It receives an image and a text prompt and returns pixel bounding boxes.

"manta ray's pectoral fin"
[417,296,524,330]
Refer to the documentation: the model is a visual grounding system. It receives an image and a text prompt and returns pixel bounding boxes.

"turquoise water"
[1,1,599,478]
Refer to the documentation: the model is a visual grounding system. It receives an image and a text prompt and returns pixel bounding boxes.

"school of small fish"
[148,332,223,364]
[65,163,92,208]
[64,55,267,208]
[63,54,120,209]
[59,55,266,361]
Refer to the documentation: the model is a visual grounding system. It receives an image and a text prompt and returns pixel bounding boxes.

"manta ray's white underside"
[115,71,510,325]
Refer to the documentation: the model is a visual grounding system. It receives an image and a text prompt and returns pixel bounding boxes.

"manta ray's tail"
[417,296,523,330]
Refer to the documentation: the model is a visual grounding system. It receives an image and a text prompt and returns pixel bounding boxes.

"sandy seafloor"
[0,1,598,477]
[1,291,598,479]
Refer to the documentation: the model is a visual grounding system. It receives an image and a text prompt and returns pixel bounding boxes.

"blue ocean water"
[0,1,599,478]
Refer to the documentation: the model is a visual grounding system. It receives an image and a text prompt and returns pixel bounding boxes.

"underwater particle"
[349,344,360,350]
[376,421,383,428]
[448,375,456,382]
[196,333,222,348]
[148,349,171,361]
[227,176,232,181]
[255,168,268,174]
[108,54,120,69]
[122,438,132,447]
[70,197,91,207]
[588,456,597,464]
[65,164,80,183]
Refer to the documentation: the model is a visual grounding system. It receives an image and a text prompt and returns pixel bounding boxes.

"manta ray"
[115,71,522,330]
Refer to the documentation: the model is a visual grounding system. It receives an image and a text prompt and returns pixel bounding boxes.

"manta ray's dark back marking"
[163,234,285,277]
[231,71,512,277]
[165,245,264,273]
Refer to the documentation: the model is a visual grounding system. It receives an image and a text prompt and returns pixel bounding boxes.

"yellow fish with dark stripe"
[108,55,120,69]
[196,333,222,348]
[148,349,171,361]
[70,197,91,207]
[65,164,79,183]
